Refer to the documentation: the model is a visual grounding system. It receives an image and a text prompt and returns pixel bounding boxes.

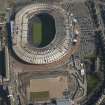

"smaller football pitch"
[27,75,68,102]
[30,91,49,101]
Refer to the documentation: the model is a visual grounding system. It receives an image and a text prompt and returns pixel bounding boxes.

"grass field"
[32,22,42,46]
[87,73,100,94]
[30,91,49,101]
[30,13,55,47]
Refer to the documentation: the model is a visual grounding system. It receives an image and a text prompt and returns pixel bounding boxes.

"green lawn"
[87,74,100,94]
[30,91,49,101]
[31,13,55,47]
[32,22,42,45]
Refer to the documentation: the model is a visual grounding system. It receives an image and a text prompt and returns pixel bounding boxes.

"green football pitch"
[32,22,42,46]
[31,13,55,48]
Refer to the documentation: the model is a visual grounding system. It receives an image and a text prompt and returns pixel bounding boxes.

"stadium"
[9,1,81,105]
[11,3,80,66]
